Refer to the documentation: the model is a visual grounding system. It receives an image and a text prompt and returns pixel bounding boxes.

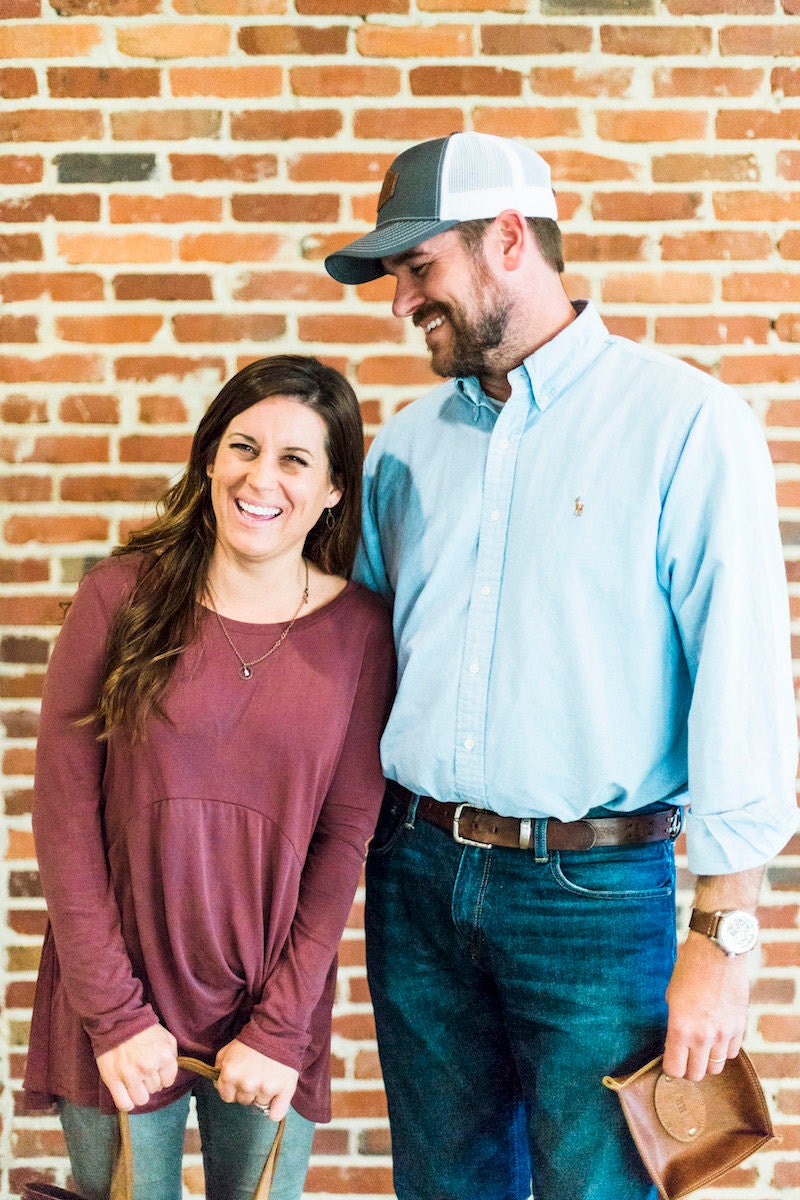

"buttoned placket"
[453,372,537,806]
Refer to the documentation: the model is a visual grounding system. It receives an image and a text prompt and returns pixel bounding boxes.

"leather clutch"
[603,1049,776,1200]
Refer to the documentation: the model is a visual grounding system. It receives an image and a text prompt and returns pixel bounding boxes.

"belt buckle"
[452,803,492,848]
[666,807,683,841]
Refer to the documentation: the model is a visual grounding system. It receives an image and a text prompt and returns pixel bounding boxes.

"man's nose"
[391,274,423,319]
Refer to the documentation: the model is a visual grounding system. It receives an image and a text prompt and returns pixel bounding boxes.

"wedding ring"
[252,1101,271,1115]
[709,1056,726,1064]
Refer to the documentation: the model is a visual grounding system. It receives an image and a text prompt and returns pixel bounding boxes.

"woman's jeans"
[58,1079,315,1200]
[365,789,677,1200]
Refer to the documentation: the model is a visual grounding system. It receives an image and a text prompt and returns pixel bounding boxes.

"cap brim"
[324,218,460,284]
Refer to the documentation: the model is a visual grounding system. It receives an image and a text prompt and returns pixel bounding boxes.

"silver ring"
[252,1101,271,1115]
[709,1056,726,1064]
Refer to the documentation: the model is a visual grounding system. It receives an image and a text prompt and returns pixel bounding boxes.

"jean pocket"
[367,780,413,856]
[549,839,675,900]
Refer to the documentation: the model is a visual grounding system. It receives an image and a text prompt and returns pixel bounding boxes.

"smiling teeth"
[424,316,444,334]
[238,500,281,517]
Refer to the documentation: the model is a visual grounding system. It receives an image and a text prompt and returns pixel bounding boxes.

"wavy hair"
[92,355,364,739]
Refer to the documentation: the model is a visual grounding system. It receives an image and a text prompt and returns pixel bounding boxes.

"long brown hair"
[92,355,364,738]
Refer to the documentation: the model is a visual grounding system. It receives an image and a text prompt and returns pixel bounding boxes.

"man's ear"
[493,209,528,272]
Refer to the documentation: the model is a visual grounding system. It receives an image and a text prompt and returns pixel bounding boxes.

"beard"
[422,271,512,381]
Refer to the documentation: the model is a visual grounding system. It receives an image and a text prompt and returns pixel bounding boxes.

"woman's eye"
[230,441,257,455]
[284,454,309,467]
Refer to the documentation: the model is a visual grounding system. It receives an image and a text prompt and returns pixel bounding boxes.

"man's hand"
[663,930,750,1080]
[96,1025,179,1112]
[215,1038,299,1122]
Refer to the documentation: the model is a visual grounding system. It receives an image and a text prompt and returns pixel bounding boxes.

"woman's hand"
[215,1039,299,1122]
[96,1025,179,1112]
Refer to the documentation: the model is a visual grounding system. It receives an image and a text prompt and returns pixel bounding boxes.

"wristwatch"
[689,908,760,957]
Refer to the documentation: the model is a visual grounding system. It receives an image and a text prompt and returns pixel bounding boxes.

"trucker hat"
[324,131,558,285]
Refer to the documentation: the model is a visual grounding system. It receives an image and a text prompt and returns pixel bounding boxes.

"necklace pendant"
[240,664,253,680]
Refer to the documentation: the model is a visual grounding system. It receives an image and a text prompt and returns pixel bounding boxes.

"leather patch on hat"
[654,1074,706,1143]
[378,169,398,211]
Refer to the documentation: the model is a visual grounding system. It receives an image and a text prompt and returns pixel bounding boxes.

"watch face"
[717,910,759,955]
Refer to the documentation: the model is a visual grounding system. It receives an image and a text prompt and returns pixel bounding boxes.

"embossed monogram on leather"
[654,1074,707,1143]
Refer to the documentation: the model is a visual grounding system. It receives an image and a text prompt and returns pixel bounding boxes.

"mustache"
[413,304,448,329]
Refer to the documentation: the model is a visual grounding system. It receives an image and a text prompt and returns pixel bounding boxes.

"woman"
[23,355,396,1200]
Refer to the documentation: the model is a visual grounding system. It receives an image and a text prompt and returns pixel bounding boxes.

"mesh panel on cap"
[445,134,514,196]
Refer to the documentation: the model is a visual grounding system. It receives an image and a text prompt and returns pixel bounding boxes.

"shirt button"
[499,438,509,450]
[469,662,479,674]
[480,585,491,596]
[490,510,500,521]
[464,737,475,751]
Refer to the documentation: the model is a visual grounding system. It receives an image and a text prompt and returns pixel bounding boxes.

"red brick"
[298,315,405,344]
[0,0,39,14]
[56,315,163,344]
[600,25,711,55]
[0,25,101,58]
[0,356,104,384]
[529,66,633,97]
[0,475,51,502]
[0,234,43,261]
[758,1014,800,1043]
[47,66,160,98]
[779,151,800,180]
[304,1165,394,1193]
[113,274,213,302]
[562,234,646,262]
[725,355,800,385]
[409,65,521,97]
[481,23,591,54]
[119,435,193,463]
[171,314,286,343]
[296,0,408,10]
[773,67,800,97]
[779,230,800,260]
[0,110,102,142]
[654,66,763,97]
[51,0,160,11]
[0,562,49,586]
[0,317,38,344]
[0,273,104,302]
[667,0,772,9]
[545,150,637,183]
[111,110,222,141]
[354,107,464,140]
[5,516,109,545]
[239,25,349,54]
[720,25,800,57]
[660,231,772,260]
[357,356,438,387]
[0,156,43,184]
[592,192,702,221]
[289,153,391,184]
[722,274,800,302]
[597,110,708,142]
[116,25,230,59]
[1,435,109,464]
[653,154,759,183]
[170,66,282,97]
[291,65,401,97]
[232,271,343,303]
[179,233,286,263]
[58,233,172,265]
[1,394,47,423]
[0,68,37,98]
[138,395,189,424]
[0,195,100,223]
[171,0,284,9]
[170,153,278,182]
[59,395,120,424]
[717,110,800,140]
[115,356,226,383]
[602,272,713,304]
[231,111,342,141]
[474,107,582,140]
[60,475,168,503]
[776,314,800,343]
[655,316,770,345]
[231,194,340,223]
[357,23,472,56]
[714,191,800,221]
[109,194,222,223]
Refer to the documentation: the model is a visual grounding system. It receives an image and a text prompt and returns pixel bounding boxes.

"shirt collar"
[455,301,609,414]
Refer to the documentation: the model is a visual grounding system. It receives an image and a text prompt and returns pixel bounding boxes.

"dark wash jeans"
[365,785,676,1200]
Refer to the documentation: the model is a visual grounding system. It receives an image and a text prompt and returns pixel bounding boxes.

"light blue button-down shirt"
[355,302,798,875]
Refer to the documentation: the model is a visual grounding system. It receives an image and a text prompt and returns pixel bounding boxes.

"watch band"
[688,908,720,938]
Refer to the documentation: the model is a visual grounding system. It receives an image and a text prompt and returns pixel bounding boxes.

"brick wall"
[2,0,800,1196]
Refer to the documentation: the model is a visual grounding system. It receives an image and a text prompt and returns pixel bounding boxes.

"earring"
[325,507,335,531]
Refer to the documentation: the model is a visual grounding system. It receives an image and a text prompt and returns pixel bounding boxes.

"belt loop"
[533,818,549,863]
[404,794,420,830]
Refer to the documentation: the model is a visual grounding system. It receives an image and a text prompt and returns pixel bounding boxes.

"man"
[324,133,798,1200]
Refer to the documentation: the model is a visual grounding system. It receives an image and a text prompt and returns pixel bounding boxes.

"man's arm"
[663,864,764,1080]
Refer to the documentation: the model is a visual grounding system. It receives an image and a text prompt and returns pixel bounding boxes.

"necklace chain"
[211,559,309,680]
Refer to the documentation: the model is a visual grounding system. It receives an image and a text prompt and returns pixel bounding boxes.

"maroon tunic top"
[24,554,395,1122]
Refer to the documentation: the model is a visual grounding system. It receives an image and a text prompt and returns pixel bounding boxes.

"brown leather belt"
[416,796,682,852]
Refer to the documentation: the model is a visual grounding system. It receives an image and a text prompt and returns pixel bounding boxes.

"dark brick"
[55,153,156,184]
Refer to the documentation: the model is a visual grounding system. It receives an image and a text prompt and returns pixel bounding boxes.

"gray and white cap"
[324,132,559,285]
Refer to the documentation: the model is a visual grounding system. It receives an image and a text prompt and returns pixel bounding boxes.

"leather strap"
[112,1056,285,1200]
[415,796,681,851]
